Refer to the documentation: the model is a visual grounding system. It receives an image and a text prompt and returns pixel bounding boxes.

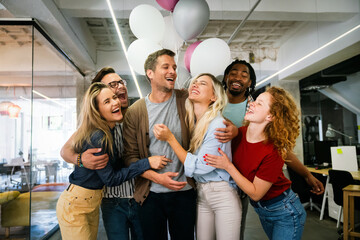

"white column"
[76,75,91,121]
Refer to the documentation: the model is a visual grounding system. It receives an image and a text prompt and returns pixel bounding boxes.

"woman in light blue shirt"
[153,73,242,240]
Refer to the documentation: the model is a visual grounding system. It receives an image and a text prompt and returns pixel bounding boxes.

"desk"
[343,185,360,240]
[306,167,360,180]
[3,162,30,189]
[306,166,360,220]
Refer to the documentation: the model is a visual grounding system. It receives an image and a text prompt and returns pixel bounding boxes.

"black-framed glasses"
[108,79,127,88]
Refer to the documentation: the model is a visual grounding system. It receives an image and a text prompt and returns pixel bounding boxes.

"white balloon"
[176,66,192,89]
[127,39,162,75]
[190,38,231,77]
[129,4,165,43]
[160,15,184,52]
[216,75,224,83]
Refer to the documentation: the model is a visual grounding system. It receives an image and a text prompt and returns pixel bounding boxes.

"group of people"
[57,49,325,240]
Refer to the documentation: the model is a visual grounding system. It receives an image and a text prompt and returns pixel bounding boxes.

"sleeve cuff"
[139,158,151,172]
[184,152,195,177]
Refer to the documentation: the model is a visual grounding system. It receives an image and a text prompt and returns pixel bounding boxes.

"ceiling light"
[32,90,67,108]
[256,24,360,87]
[8,104,21,119]
[19,96,30,101]
[106,0,143,98]
[301,85,330,91]
[0,101,13,115]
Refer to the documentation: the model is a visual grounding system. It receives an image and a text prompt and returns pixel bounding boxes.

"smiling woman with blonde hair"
[153,73,242,240]
[56,82,168,240]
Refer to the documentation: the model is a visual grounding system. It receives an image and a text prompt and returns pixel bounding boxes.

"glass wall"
[301,91,358,166]
[0,21,83,239]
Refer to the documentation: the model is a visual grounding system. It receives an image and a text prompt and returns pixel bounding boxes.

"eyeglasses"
[108,79,127,88]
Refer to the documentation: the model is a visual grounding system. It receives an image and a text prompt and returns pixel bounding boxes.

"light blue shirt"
[223,99,248,128]
[184,115,236,188]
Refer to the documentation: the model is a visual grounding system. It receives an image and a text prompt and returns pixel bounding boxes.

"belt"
[251,188,291,208]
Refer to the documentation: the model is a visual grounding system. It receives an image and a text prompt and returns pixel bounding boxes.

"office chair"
[8,157,25,189]
[287,167,321,212]
[328,169,360,230]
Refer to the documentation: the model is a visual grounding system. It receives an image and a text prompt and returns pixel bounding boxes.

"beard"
[229,88,244,96]
[120,101,129,108]
[157,85,173,93]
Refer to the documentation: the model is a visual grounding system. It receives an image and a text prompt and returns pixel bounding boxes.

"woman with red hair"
[205,86,306,240]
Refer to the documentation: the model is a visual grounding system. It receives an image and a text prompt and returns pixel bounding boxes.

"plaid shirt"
[246,94,254,113]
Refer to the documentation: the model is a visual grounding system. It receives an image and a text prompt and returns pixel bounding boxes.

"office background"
[0,0,359,239]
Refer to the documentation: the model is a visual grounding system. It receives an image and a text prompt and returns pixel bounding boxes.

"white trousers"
[196,181,242,240]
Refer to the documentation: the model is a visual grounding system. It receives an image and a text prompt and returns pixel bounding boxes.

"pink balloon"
[184,41,202,72]
[156,0,179,12]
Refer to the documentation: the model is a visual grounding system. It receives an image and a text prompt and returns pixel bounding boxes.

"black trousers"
[139,189,197,240]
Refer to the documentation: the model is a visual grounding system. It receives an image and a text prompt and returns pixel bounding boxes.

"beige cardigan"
[123,89,195,204]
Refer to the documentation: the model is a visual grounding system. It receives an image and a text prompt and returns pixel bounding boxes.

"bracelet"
[77,153,83,167]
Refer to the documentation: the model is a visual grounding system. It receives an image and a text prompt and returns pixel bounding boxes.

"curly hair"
[257,87,300,160]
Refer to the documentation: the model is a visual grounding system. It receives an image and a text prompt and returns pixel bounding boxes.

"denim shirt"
[69,129,150,190]
[184,115,236,188]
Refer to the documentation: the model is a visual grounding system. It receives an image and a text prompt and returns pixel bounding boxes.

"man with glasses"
[100,70,129,114]
[60,67,143,240]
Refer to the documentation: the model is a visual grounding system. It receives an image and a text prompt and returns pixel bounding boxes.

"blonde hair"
[186,73,228,153]
[245,86,300,159]
[72,82,114,156]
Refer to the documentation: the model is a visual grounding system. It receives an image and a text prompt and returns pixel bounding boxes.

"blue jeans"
[139,189,197,240]
[101,197,143,240]
[251,189,306,240]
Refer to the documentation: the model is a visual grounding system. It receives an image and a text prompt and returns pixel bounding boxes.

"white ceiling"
[82,17,299,61]
[0,0,359,103]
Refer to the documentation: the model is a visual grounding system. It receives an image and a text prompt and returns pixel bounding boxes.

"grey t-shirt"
[146,92,192,193]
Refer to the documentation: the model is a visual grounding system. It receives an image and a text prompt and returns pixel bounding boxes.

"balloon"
[216,75,224,83]
[173,0,210,41]
[156,0,179,12]
[160,15,184,53]
[184,41,202,72]
[127,39,162,75]
[190,38,231,77]
[129,4,165,43]
[176,66,192,89]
